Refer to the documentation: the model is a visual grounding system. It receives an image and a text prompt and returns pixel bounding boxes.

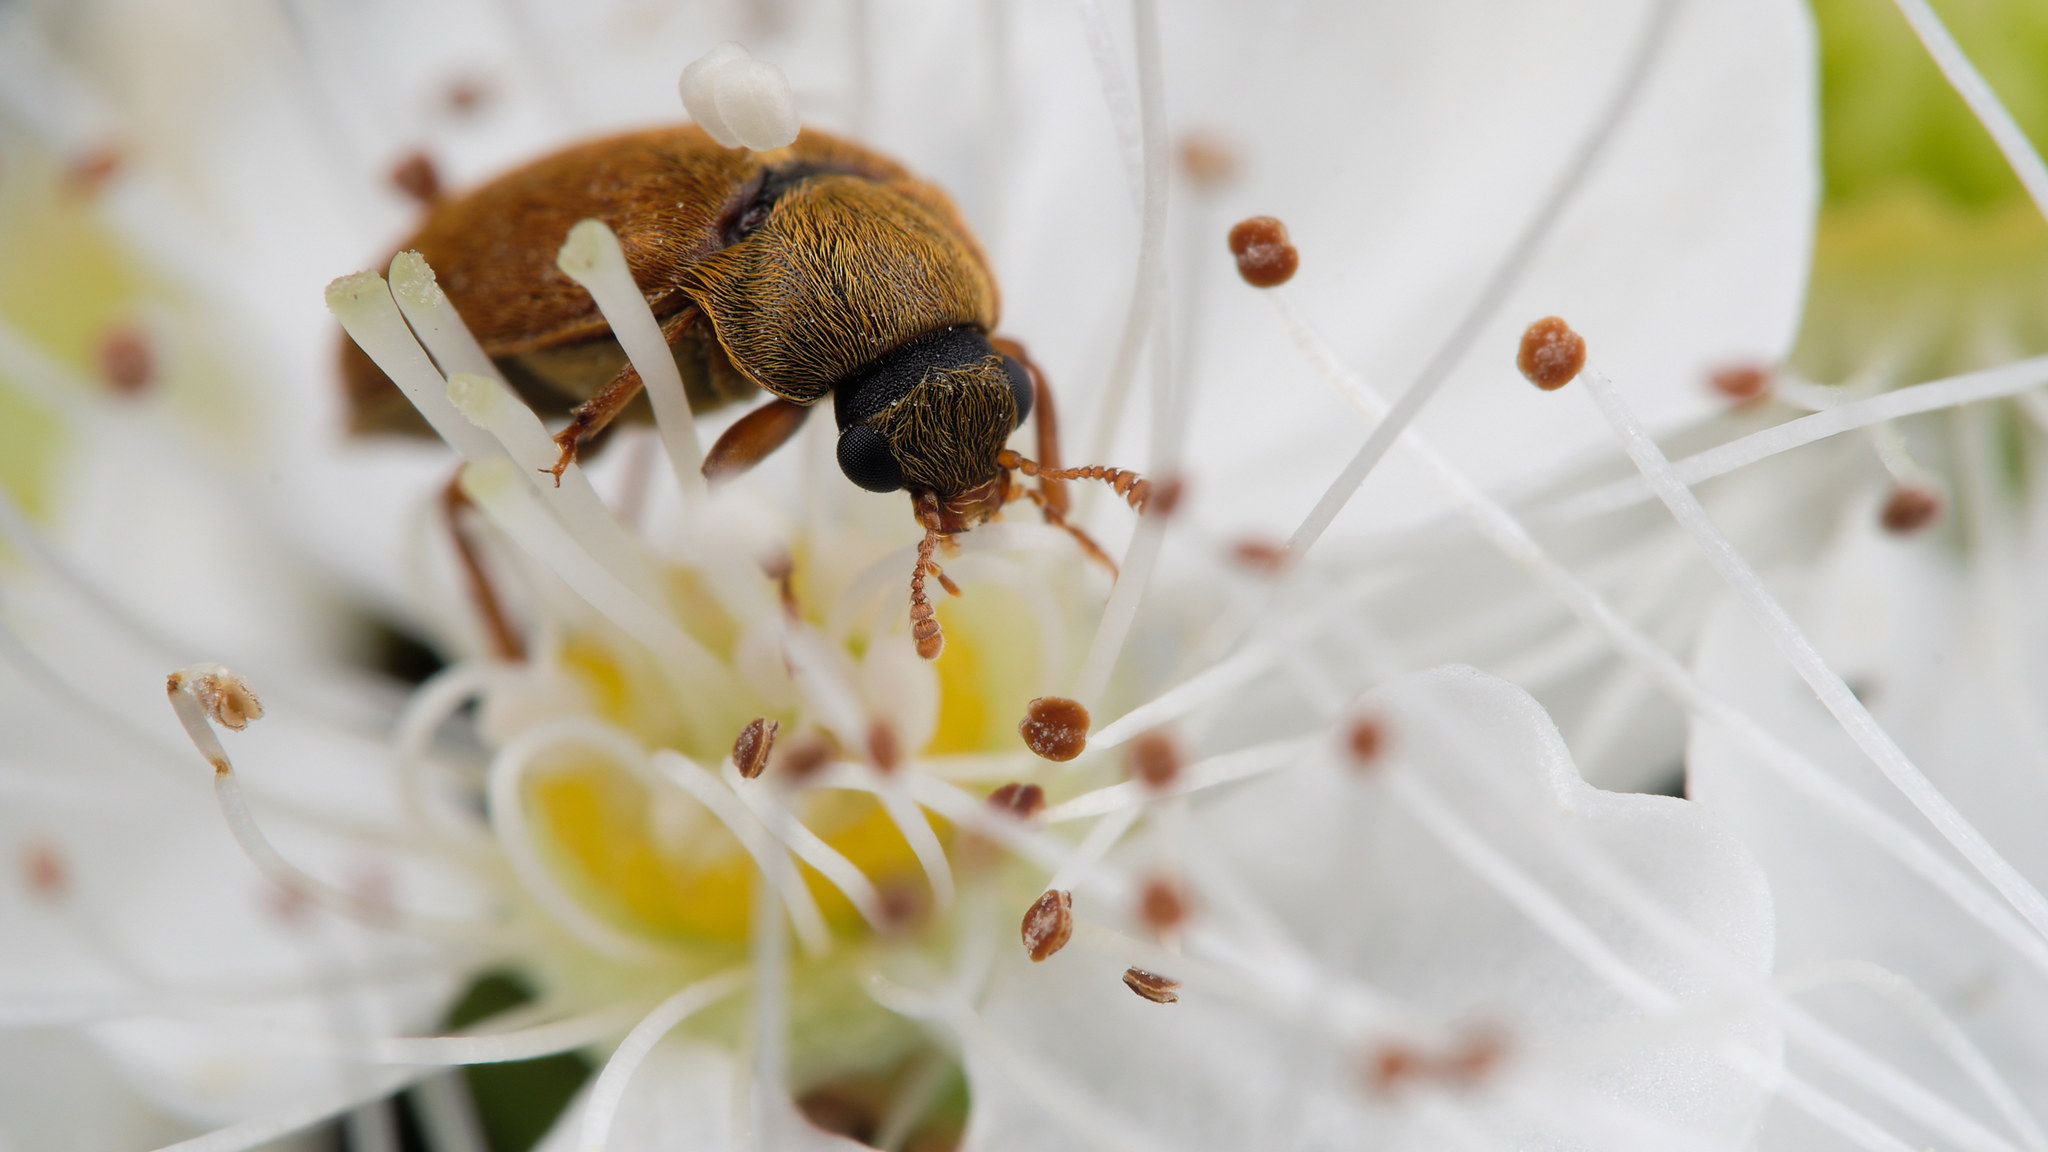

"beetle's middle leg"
[546,308,699,484]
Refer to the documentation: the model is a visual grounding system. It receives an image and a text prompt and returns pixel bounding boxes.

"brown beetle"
[343,125,1147,659]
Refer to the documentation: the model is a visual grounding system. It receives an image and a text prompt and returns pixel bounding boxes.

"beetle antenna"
[996,450,1151,514]
[910,495,947,660]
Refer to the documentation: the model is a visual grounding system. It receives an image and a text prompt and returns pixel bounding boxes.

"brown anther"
[445,77,491,115]
[1443,1027,1508,1085]
[1516,317,1586,391]
[1121,967,1181,1004]
[1880,487,1942,534]
[1369,1045,1424,1094]
[264,883,312,927]
[877,879,930,930]
[1345,714,1385,769]
[1177,129,1241,190]
[1019,696,1090,762]
[350,864,395,910]
[776,733,835,781]
[178,666,264,730]
[1708,363,1772,405]
[733,717,779,779]
[1229,538,1289,574]
[1228,216,1299,288]
[866,719,902,773]
[62,145,124,198]
[1146,476,1186,519]
[761,552,800,617]
[987,782,1046,819]
[1137,875,1189,933]
[389,150,442,204]
[1021,889,1074,961]
[1127,730,1182,790]
[21,840,66,901]
[796,1087,880,1145]
[94,323,154,395]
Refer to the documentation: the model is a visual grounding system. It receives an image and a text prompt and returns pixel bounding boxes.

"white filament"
[456,458,728,716]
[324,272,503,465]
[445,370,664,606]
[650,750,832,956]
[1552,353,2048,519]
[1578,365,2048,950]
[485,720,672,962]
[1037,736,1311,824]
[1390,769,1941,1152]
[1283,0,1683,561]
[1888,0,2048,225]
[720,763,889,929]
[166,668,489,940]
[555,219,706,501]
[577,971,749,1152]
[1266,288,2048,984]
[1088,644,1274,750]
[1781,961,2048,1152]
[1043,805,1141,894]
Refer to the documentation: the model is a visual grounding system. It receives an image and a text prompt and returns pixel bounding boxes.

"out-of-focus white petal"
[965,667,1777,1150]
[1690,493,2048,1138]
[533,1040,870,1152]
[1144,0,1819,539]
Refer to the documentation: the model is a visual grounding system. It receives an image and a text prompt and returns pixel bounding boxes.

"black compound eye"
[837,425,904,492]
[1003,355,1034,432]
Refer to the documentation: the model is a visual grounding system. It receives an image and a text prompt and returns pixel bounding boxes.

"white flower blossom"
[24,0,2048,1151]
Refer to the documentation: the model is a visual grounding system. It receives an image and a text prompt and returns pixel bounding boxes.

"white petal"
[533,1040,868,1152]
[1688,501,2048,1131]
[966,667,1777,1150]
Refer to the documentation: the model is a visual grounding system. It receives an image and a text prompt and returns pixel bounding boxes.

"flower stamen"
[576,972,752,1152]
[1576,361,2048,949]
[1021,889,1074,961]
[734,718,779,780]
[1120,967,1180,1004]
[169,665,484,939]
[1019,696,1090,762]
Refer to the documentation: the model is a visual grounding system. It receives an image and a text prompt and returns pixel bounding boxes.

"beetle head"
[832,327,1035,520]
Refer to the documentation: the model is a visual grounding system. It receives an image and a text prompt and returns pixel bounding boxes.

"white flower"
[0,0,1898,1150]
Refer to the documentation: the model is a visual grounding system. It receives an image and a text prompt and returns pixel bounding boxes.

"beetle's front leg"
[546,308,699,484]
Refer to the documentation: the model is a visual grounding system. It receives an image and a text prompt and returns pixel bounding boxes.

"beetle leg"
[442,472,524,661]
[702,396,812,483]
[991,336,1069,516]
[1018,484,1119,579]
[546,309,698,484]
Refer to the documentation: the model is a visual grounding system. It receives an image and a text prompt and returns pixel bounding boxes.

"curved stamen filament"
[576,972,749,1152]
[166,668,504,942]
[720,763,890,931]
[1578,365,2048,952]
[650,750,832,956]
[486,721,674,962]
